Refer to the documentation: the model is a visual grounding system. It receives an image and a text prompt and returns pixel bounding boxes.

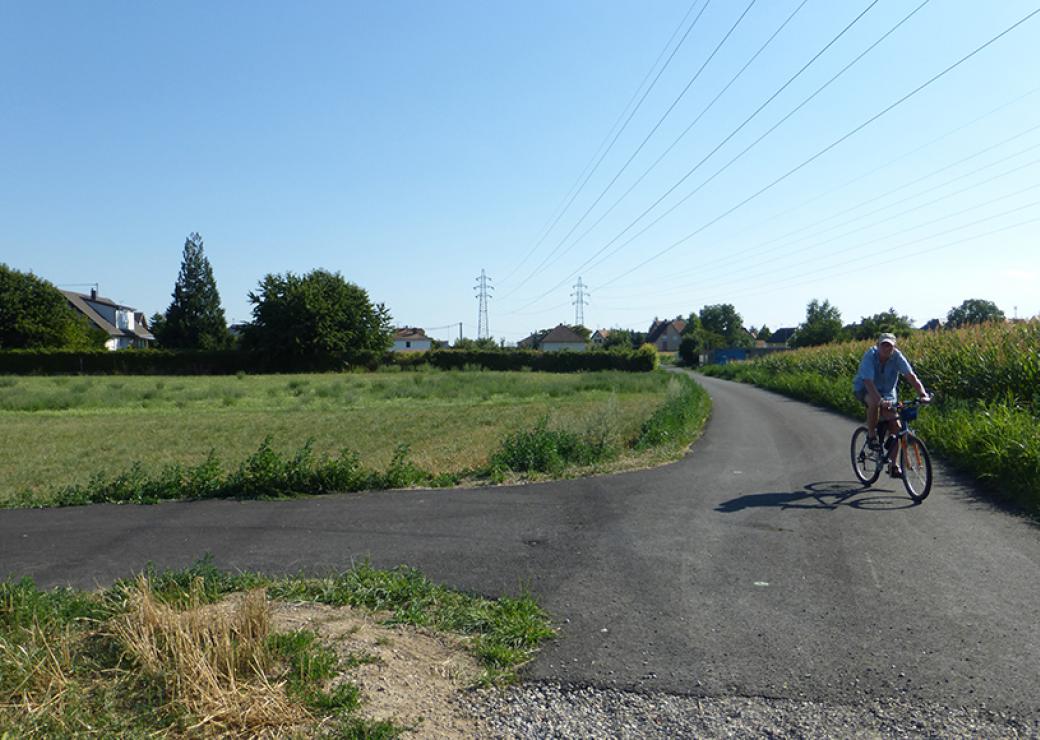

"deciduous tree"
[946,298,1005,328]
[848,308,914,340]
[790,298,845,347]
[698,304,752,348]
[243,269,393,358]
[0,264,103,349]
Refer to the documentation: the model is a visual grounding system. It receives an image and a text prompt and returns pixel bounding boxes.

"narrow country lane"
[2,372,1039,722]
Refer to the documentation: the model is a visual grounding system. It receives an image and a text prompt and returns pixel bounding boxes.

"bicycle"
[850,397,933,501]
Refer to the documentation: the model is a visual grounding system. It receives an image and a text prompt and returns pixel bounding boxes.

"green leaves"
[946,298,1005,328]
[0,265,102,349]
[243,269,393,360]
[155,233,231,350]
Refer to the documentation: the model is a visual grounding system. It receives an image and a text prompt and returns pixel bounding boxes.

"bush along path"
[0,557,555,737]
[700,322,1040,513]
[14,373,711,508]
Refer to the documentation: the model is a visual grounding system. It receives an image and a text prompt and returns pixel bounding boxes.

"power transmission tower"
[571,277,589,327]
[474,269,493,339]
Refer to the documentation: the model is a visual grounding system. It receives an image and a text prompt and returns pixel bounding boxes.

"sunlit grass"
[1,371,673,506]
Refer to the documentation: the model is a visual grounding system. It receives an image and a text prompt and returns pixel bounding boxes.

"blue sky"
[3,0,1038,343]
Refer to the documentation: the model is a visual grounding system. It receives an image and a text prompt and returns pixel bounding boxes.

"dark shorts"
[854,387,868,406]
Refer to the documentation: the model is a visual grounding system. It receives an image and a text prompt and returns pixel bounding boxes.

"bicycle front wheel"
[901,433,933,501]
[851,426,881,485]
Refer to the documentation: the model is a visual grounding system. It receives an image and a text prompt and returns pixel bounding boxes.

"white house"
[62,289,153,350]
[539,324,587,353]
[392,327,433,352]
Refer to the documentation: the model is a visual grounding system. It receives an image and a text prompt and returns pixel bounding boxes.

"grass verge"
[10,371,711,507]
[0,558,554,737]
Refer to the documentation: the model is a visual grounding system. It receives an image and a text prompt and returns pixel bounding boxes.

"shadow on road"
[716,480,920,513]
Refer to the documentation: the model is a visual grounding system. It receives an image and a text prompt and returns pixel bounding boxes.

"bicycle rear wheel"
[901,433,933,501]
[851,426,881,485]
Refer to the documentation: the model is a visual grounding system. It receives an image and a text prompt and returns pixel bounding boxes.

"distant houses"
[62,288,153,350]
[391,327,433,352]
[539,324,587,352]
[763,327,796,348]
[517,324,587,352]
[646,316,685,352]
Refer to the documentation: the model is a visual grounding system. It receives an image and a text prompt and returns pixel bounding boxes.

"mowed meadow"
[0,369,689,506]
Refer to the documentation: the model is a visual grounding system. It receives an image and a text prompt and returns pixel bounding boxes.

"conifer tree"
[155,233,230,349]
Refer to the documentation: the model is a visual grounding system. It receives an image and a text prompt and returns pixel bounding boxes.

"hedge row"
[0,345,658,375]
[391,345,657,373]
[0,349,376,375]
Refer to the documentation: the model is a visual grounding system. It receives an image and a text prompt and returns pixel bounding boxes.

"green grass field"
[1,370,680,506]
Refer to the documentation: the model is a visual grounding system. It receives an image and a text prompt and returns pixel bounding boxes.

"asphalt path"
[2,372,1039,717]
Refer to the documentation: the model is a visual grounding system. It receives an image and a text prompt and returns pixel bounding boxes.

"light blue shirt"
[853,346,913,401]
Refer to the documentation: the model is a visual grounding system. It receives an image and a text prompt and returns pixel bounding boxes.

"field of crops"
[703,321,1039,511]
[0,369,707,507]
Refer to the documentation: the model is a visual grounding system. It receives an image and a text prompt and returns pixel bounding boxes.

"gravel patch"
[464,682,1040,738]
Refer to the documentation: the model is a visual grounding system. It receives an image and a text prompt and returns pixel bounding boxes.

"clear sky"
[3,0,1038,344]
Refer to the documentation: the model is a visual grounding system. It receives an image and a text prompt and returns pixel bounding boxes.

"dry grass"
[0,621,76,726]
[109,576,310,736]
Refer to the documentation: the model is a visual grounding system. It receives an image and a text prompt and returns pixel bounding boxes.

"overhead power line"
[641,134,1040,289]
[504,0,760,299]
[504,0,892,314]
[587,0,932,281]
[715,85,1040,247]
[572,278,589,326]
[692,208,1040,308]
[499,0,710,288]
[474,270,493,339]
[598,5,1040,289]
[679,181,1040,300]
[523,0,811,285]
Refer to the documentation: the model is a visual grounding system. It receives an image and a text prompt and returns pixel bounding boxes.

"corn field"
[704,321,1039,511]
[750,321,1040,411]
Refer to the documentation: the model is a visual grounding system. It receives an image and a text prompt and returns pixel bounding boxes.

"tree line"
[666,298,1006,366]
[0,233,393,358]
[0,232,1011,357]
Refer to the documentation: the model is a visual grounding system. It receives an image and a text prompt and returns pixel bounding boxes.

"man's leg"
[886,418,902,474]
[865,397,881,443]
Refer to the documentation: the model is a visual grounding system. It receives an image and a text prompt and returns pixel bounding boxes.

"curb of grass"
[13,372,713,509]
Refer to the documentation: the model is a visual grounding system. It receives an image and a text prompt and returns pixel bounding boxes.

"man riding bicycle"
[853,333,929,477]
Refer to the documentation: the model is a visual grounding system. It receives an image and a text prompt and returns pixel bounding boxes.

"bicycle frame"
[876,403,919,465]
[851,397,933,500]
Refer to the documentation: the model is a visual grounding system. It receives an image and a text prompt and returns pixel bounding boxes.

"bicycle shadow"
[716,481,920,513]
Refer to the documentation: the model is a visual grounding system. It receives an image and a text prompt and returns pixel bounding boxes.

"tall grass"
[1,370,675,505]
[703,321,1039,511]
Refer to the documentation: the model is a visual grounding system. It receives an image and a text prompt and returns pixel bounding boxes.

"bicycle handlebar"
[895,394,933,409]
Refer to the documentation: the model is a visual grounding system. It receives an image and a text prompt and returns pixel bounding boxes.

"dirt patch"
[271,600,488,737]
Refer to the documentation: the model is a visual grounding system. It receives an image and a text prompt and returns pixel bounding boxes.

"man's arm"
[903,371,928,399]
[863,378,883,406]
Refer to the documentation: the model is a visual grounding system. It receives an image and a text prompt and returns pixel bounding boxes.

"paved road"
[2,373,1039,717]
